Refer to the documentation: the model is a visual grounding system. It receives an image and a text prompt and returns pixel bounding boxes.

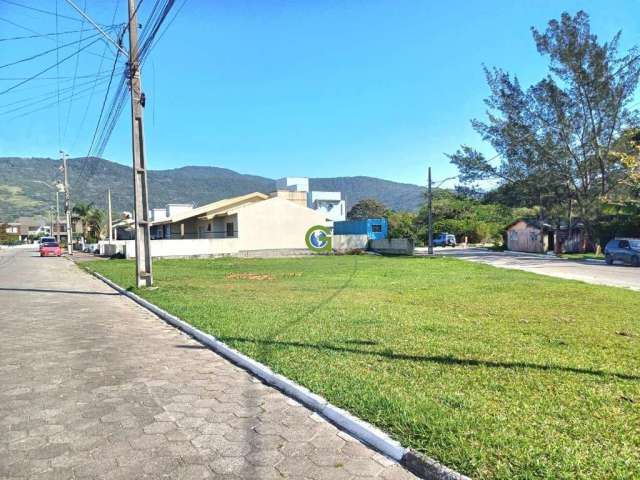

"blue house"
[333,218,388,240]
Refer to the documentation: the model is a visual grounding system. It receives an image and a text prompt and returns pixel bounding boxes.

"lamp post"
[426,170,458,255]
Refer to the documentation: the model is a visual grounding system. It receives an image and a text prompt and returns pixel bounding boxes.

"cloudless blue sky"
[1,0,639,187]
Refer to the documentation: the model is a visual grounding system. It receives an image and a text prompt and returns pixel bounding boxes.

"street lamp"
[426,168,458,255]
[30,180,62,241]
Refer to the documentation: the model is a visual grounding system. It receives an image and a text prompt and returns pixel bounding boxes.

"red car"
[40,242,62,257]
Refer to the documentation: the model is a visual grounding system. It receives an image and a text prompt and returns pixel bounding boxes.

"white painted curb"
[90,271,406,460]
[87,268,471,479]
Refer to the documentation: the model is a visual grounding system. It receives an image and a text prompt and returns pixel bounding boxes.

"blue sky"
[1,0,639,187]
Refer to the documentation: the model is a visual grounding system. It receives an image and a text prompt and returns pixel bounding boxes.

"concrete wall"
[369,238,414,255]
[332,234,368,252]
[236,197,330,251]
[100,239,240,259]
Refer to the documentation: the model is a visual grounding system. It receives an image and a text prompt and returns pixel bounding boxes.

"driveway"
[417,247,640,291]
[0,247,415,480]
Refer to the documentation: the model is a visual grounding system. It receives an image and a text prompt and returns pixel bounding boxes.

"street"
[421,247,640,291]
[0,248,415,480]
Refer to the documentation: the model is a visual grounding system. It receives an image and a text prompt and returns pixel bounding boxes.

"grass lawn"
[83,256,640,479]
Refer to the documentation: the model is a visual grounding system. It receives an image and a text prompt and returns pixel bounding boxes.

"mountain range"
[0,157,426,221]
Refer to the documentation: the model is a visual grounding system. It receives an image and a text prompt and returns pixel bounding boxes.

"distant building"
[506,219,554,253]
[5,217,49,241]
[334,218,388,241]
[275,177,346,221]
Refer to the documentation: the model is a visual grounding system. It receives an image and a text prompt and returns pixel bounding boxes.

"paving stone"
[0,249,417,480]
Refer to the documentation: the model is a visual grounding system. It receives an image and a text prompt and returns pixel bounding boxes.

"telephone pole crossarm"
[63,0,128,56]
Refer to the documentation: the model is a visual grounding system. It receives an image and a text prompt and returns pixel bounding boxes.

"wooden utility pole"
[62,152,73,255]
[127,0,153,287]
[427,167,433,255]
[107,189,113,243]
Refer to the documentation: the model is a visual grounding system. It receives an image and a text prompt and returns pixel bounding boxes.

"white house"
[103,192,331,258]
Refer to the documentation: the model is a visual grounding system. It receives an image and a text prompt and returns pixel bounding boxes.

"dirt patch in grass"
[226,272,274,281]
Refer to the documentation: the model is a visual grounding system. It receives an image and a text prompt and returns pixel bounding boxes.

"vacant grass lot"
[84,256,640,479]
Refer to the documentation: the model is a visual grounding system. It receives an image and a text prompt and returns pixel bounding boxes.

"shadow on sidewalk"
[0,287,120,296]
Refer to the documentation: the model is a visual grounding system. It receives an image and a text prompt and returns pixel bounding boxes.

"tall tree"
[347,198,388,219]
[448,11,640,233]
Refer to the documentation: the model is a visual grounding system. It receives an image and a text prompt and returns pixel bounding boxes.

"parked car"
[604,238,640,266]
[39,236,57,245]
[83,243,99,254]
[40,242,62,257]
[433,233,457,247]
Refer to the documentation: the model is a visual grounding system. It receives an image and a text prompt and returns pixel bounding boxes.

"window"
[371,224,382,233]
[206,223,212,232]
[226,222,235,237]
[619,240,629,249]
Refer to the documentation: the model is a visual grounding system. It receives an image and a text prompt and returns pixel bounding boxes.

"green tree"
[448,11,640,236]
[72,202,106,242]
[386,211,417,240]
[347,198,388,219]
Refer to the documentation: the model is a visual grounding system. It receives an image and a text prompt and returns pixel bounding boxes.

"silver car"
[604,238,640,267]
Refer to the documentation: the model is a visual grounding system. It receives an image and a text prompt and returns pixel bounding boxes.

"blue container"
[333,218,388,240]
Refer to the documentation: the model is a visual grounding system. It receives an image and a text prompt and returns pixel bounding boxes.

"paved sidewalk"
[0,248,416,480]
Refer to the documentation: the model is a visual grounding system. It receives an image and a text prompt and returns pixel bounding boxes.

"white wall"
[100,239,240,259]
[276,177,309,192]
[237,196,330,251]
[333,234,368,251]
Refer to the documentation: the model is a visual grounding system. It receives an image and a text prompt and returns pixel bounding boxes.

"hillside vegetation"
[0,157,425,221]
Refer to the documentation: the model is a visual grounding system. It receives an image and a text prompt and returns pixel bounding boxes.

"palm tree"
[86,207,106,242]
[71,203,107,242]
[72,202,94,241]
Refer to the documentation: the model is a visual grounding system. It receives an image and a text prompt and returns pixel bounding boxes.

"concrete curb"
[87,268,471,480]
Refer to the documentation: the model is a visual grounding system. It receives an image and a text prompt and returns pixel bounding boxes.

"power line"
[71,0,122,152]
[0,77,112,115]
[5,85,109,121]
[0,26,109,42]
[76,0,184,188]
[0,0,85,23]
[0,30,102,70]
[0,16,118,61]
[62,0,88,142]
[0,37,102,96]
[85,51,124,162]
[56,0,61,148]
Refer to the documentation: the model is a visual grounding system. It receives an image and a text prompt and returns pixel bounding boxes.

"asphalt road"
[0,247,415,480]
[419,247,640,291]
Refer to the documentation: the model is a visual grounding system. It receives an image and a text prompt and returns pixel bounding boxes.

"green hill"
[0,157,425,221]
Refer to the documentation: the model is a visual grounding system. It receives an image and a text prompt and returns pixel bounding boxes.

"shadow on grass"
[218,336,640,381]
[256,256,361,360]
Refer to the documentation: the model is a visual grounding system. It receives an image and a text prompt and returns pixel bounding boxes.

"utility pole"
[55,190,60,242]
[127,0,153,287]
[49,208,55,238]
[107,189,113,243]
[61,151,73,255]
[427,167,433,255]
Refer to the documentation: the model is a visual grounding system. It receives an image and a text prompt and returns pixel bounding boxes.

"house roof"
[151,192,269,226]
[506,218,553,231]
